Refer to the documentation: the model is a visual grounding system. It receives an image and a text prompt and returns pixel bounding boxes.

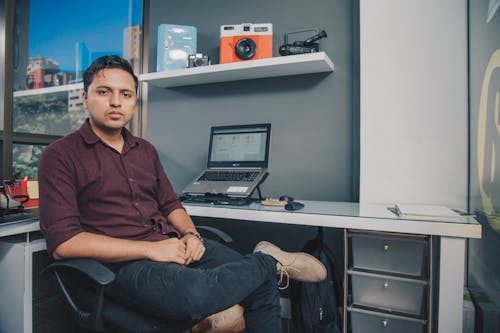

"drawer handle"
[383,282,389,288]
[381,319,389,327]
[383,244,389,251]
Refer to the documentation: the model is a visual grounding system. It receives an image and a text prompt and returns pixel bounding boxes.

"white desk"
[0,218,39,238]
[0,201,481,333]
[184,200,481,333]
[0,218,45,333]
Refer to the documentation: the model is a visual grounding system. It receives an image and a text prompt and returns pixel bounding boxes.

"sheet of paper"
[27,180,39,199]
[395,204,461,218]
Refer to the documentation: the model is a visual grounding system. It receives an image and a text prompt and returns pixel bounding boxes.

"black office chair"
[46,226,235,333]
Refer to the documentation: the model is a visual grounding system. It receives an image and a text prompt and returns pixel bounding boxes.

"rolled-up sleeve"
[38,145,84,256]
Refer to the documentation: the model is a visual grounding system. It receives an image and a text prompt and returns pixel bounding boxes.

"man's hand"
[182,233,205,265]
[146,238,189,265]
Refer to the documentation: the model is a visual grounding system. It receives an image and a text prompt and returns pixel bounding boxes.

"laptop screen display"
[207,124,271,168]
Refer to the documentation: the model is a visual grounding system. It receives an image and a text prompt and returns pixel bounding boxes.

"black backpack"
[291,227,343,333]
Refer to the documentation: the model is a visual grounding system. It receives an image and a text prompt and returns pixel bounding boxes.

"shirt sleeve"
[151,146,184,216]
[38,145,84,256]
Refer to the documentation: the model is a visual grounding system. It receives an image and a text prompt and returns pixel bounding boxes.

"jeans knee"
[182,280,219,319]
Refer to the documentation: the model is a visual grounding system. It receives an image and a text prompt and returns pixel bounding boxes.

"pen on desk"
[393,205,402,216]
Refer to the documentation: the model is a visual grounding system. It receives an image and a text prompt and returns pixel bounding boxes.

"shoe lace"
[277,263,290,290]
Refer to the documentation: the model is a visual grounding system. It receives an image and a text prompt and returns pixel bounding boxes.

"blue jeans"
[105,239,282,333]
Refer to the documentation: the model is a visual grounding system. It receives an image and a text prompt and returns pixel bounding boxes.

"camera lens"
[235,38,257,60]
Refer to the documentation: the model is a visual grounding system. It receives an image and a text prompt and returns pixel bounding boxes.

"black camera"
[188,53,211,67]
[279,29,327,56]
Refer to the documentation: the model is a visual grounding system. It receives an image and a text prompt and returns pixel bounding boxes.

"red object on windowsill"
[4,177,39,208]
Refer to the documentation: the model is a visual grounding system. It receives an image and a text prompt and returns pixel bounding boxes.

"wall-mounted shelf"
[139,52,334,88]
[13,53,334,95]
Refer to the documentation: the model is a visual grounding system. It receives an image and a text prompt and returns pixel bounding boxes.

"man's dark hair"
[83,55,138,93]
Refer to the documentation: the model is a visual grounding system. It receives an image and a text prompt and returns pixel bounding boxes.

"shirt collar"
[79,118,140,148]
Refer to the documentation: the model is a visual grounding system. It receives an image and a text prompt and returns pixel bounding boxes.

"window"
[13,90,87,136]
[2,0,143,178]
[12,143,45,179]
[13,0,142,135]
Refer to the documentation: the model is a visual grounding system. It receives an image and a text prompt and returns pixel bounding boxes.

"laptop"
[182,123,271,198]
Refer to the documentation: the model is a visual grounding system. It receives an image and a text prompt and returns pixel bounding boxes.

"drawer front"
[350,309,426,333]
[350,233,427,277]
[350,271,427,316]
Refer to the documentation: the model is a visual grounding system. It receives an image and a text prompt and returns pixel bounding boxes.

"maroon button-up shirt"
[38,120,183,255]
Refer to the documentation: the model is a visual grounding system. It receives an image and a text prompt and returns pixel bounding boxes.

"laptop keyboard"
[198,171,259,182]
[0,212,36,225]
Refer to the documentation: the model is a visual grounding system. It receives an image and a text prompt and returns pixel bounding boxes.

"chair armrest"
[47,258,114,331]
[198,225,233,243]
[48,258,115,285]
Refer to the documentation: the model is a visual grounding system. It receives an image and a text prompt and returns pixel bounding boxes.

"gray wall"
[145,0,358,202]
[468,0,500,311]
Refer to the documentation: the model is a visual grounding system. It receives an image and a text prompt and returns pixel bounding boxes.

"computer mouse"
[285,201,305,211]
[279,195,295,202]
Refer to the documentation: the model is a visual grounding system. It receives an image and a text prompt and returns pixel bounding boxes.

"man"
[38,55,326,333]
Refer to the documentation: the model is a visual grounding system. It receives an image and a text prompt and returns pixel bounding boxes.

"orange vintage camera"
[220,23,273,64]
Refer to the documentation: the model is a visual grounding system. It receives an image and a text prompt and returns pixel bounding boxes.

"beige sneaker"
[187,304,245,333]
[254,241,327,288]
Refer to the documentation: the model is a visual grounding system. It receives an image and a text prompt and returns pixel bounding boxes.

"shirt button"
[129,178,134,182]
[134,202,139,206]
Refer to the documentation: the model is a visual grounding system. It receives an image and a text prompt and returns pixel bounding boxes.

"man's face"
[83,68,137,133]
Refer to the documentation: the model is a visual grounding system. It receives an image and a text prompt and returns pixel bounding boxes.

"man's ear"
[82,91,88,108]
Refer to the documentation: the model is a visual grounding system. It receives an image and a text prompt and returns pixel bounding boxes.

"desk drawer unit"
[349,307,427,333]
[345,230,432,333]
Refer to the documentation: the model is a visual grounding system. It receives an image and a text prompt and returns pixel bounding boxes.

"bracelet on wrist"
[183,231,204,243]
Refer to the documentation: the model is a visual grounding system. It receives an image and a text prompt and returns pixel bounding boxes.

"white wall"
[359,0,468,209]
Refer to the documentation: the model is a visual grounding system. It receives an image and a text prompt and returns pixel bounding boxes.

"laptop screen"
[207,123,271,168]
